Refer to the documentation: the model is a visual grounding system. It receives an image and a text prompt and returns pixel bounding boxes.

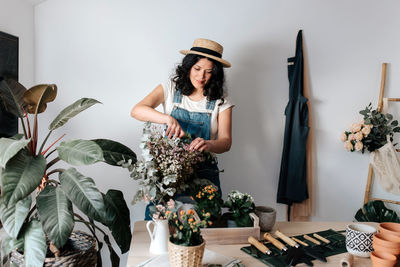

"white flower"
[348,134,356,141]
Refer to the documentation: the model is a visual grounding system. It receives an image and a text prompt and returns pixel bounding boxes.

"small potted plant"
[193,184,223,227]
[223,190,255,227]
[166,209,209,267]
[0,79,136,267]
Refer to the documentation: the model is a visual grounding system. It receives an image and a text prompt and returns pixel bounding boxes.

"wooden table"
[127,221,378,267]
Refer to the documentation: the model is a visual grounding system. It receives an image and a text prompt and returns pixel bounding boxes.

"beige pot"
[168,240,205,267]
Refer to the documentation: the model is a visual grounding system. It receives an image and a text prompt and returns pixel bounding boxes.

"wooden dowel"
[388,98,400,102]
[377,63,387,113]
[369,198,400,205]
[364,164,374,205]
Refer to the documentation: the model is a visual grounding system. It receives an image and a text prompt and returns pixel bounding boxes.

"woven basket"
[10,231,97,267]
[168,240,205,267]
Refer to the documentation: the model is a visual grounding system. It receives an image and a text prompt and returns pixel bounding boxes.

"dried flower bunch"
[125,122,206,206]
[193,184,223,225]
[149,199,182,221]
[224,190,255,227]
[167,209,209,246]
[342,103,400,153]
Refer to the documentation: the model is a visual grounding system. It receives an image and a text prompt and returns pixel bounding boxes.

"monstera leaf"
[23,84,57,114]
[355,200,400,222]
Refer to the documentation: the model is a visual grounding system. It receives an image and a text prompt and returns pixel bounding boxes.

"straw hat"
[180,38,231,68]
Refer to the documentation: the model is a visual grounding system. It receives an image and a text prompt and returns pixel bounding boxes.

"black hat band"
[190,47,222,58]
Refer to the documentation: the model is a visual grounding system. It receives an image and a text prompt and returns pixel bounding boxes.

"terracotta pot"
[379,223,400,237]
[370,251,397,267]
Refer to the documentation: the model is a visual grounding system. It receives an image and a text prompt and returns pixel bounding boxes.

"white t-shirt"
[161,79,234,140]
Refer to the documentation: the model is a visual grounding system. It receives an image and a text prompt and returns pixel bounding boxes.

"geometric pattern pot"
[346,224,376,257]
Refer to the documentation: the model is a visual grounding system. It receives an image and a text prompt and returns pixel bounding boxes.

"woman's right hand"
[165,115,185,139]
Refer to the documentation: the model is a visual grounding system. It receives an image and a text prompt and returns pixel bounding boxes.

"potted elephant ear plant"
[0,78,137,267]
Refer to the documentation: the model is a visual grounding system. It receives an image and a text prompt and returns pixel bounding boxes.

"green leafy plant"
[193,184,223,227]
[343,103,400,153]
[223,190,255,227]
[0,79,137,267]
[355,200,400,223]
[167,209,209,246]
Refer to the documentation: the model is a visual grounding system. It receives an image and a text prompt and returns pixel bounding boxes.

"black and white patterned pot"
[346,224,377,257]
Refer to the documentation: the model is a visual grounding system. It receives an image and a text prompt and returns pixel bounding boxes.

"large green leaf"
[37,185,74,248]
[1,234,24,261]
[0,138,30,167]
[23,219,47,267]
[0,196,31,239]
[0,79,27,117]
[1,150,46,206]
[103,190,132,253]
[59,168,106,221]
[93,139,137,166]
[57,139,104,166]
[355,200,400,222]
[48,98,101,131]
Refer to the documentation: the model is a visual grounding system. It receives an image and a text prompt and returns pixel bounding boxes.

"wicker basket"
[10,231,97,267]
[168,240,205,267]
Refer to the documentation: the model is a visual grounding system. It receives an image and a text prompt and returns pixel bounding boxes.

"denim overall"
[144,89,221,220]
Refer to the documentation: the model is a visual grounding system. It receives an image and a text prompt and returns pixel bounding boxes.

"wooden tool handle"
[248,236,271,255]
[264,233,286,251]
[303,234,321,245]
[275,230,297,247]
[313,233,330,244]
[292,237,308,246]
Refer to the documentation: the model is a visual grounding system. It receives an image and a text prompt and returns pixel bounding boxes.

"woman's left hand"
[189,137,209,152]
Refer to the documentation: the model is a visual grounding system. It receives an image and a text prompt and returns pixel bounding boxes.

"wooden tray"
[200,213,260,245]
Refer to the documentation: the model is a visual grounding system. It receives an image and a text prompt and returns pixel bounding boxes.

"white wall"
[0,0,35,85]
[33,0,400,265]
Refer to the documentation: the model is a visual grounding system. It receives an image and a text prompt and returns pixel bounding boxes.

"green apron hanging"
[277,30,309,215]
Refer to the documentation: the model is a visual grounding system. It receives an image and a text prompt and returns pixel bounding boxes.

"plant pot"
[10,231,97,267]
[168,240,205,267]
[255,206,276,232]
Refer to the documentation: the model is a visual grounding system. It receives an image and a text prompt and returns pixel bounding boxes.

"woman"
[131,38,234,219]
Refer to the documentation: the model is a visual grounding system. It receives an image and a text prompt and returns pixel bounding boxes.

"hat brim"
[180,50,231,68]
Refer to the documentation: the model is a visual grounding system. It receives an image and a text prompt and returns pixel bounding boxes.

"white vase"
[146,219,169,254]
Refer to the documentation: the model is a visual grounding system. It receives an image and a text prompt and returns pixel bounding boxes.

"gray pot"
[255,206,276,232]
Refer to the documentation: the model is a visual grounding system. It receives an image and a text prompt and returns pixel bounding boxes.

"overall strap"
[173,89,183,104]
[206,99,216,111]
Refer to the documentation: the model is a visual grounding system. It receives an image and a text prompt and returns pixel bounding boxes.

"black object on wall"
[0,31,19,138]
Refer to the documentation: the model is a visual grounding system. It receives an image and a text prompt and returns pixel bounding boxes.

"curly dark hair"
[172,54,225,103]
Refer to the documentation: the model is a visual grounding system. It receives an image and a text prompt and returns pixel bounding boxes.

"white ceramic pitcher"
[146,219,169,254]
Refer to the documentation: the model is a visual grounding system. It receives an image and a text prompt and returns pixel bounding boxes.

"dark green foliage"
[355,200,400,223]
[359,103,400,152]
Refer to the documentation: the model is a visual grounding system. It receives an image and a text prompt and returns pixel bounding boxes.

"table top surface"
[127,221,378,267]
